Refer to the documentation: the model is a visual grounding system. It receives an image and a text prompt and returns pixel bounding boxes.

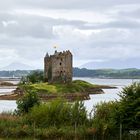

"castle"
[44,50,73,83]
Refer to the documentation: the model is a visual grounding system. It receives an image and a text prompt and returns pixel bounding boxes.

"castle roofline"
[45,52,49,58]
[45,50,72,58]
[53,50,72,56]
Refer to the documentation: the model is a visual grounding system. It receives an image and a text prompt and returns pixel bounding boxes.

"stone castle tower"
[44,50,73,83]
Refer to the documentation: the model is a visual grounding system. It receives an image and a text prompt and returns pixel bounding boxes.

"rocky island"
[0,79,116,101]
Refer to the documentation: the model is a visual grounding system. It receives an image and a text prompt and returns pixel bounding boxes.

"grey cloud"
[74,42,140,61]
[9,0,140,10]
[1,11,139,41]
[0,14,54,39]
[0,0,140,11]
[78,20,140,30]
[0,22,54,39]
[0,0,140,68]
[118,8,140,19]
[0,13,85,39]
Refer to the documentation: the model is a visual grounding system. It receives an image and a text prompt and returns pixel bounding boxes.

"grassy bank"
[18,80,107,101]
[0,80,115,101]
[21,80,97,94]
[16,80,101,101]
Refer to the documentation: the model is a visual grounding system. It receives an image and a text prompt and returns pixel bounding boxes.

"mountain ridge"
[0,62,35,70]
[80,58,140,69]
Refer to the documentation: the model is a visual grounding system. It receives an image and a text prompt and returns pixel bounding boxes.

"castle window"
[60,62,62,65]
[60,71,63,76]
[61,58,63,61]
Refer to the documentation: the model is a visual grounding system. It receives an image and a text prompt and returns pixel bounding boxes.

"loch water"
[0,78,140,113]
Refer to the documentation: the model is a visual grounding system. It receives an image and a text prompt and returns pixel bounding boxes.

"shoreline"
[0,85,117,101]
[0,86,17,89]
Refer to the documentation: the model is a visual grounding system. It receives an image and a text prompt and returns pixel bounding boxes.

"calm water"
[0,89,16,95]
[0,100,17,113]
[0,78,140,113]
[74,78,140,113]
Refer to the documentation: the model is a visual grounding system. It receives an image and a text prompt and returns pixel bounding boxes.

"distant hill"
[0,70,31,77]
[81,58,140,69]
[0,62,35,70]
[0,68,140,79]
[73,68,140,79]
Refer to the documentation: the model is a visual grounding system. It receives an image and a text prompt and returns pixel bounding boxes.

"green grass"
[21,80,95,95]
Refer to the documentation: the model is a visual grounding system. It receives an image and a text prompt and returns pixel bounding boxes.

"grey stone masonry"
[44,50,72,83]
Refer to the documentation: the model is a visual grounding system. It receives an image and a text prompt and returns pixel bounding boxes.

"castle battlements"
[44,50,73,83]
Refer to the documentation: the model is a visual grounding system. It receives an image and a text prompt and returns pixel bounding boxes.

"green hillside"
[20,80,96,95]
[73,68,140,79]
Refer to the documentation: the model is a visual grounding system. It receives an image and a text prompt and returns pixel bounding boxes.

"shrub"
[20,70,44,84]
[92,101,119,135]
[26,99,88,128]
[16,90,40,115]
[26,99,70,127]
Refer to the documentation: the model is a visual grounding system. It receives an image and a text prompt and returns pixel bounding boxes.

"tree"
[27,71,44,83]
[19,70,44,84]
[91,83,140,139]
[16,90,40,115]
[118,82,140,129]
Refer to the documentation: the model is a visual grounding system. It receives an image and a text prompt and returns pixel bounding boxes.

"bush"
[16,90,40,115]
[20,70,44,84]
[92,101,119,139]
[26,99,88,128]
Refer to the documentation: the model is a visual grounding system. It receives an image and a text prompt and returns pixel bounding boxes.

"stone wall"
[44,50,72,83]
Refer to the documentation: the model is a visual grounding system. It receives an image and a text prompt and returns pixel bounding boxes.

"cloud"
[0,14,54,39]
[0,12,87,39]
[0,48,18,67]
[80,20,140,30]
[0,0,139,68]
[1,0,139,10]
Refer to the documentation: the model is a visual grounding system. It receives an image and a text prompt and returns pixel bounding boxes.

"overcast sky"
[0,0,140,69]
